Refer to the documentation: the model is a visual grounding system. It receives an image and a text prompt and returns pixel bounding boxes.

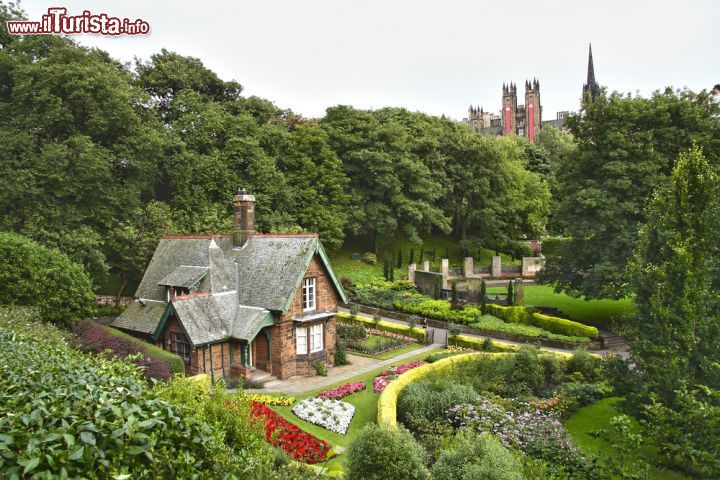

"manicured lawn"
[269,348,443,474]
[488,284,635,328]
[566,397,687,480]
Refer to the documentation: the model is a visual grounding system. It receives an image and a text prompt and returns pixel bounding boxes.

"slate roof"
[112,300,166,334]
[170,293,272,345]
[112,233,347,346]
[158,266,209,288]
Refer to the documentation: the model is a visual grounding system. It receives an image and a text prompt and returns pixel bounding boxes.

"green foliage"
[0,231,94,325]
[480,280,487,315]
[334,339,350,366]
[431,430,523,480]
[543,90,720,299]
[566,350,602,382]
[361,252,377,265]
[508,347,546,395]
[346,423,429,480]
[312,360,328,376]
[486,303,534,324]
[398,380,478,432]
[507,281,514,306]
[0,319,249,478]
[531,312,599,339]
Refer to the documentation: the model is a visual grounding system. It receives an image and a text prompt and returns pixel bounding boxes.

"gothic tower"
[502,83,517,135]
[582,44,600,105]
[524,78,541,142]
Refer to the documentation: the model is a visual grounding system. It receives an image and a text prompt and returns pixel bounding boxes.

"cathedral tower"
[524,78,541,142]
[502,83,517,135]
[582,44,600,105]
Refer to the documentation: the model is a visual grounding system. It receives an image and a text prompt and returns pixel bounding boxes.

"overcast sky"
[22,0,720,120]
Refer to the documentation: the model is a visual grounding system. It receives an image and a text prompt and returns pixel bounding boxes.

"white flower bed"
[292,397,355,435]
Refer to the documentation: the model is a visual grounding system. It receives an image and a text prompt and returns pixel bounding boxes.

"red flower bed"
[317,381,366,400]
[248,401,331,464]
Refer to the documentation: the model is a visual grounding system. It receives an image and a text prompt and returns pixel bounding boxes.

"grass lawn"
[347,335,425,360]
[269,347,443,474]
[488,284,635,328]
[566,397,687,480]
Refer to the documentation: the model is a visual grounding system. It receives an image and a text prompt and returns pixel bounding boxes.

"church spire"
[582,43,599,104]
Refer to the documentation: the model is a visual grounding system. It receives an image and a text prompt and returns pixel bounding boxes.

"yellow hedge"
[450,335,575,358]
[187,373,212,394]
[337,312,428,342]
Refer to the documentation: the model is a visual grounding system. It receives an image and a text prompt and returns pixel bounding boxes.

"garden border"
[344,302,602,350]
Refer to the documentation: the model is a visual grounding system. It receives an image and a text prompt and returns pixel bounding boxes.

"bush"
[0,321,248,478]
[337,312,427,342]
[362,252,377,265]
[602,353,637,396]
[431,430,523,480]
[566,350,602,382]
[486,303,535,324]
[336,321,367,341]
[540,354,565,384]
[312,360,327,376]
[508,347,545,395]
[346,424,429,480]
[334,339,350,366]
[74,321,185,380]
[0,231,94,325]
[531,312,599,339]
[398,380,477,432]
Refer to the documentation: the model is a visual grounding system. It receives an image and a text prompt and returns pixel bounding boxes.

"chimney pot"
[233,187,256,247]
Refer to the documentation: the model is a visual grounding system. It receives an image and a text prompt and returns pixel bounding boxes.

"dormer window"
[302,278,316,312]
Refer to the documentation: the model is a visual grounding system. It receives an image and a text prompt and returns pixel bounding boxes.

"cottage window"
[170,332,191,363]
[310,323,323,353]
[302,278,316,311]
[296,326,307,355]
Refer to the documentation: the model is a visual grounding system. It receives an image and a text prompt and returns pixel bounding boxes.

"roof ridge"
[173,292,213,301]
[251,233,319,238]
[161,234,233,239]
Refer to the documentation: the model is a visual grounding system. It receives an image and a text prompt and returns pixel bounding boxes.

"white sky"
[22,0,720,120]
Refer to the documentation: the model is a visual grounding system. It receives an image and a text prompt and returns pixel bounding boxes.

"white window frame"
[310,323,323,353]
[302,278,316,312]
[296,326,307,355]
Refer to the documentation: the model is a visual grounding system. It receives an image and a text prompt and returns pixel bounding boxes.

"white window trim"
[310,323,323,353]
[302,278,316,312]
[296,326,307,355]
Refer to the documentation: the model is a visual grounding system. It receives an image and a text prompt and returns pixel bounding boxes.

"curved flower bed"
[373,360,426,393]
[292,397,355,435]
[243,393,295,406]
[317,381,365,400]
[249,401,331,463]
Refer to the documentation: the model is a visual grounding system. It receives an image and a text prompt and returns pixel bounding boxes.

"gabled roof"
[158,265,209,288]
[155,293,273,346]
[112,300,166,334]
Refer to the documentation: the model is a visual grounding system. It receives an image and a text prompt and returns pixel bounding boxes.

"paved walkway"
[245,343,442,395]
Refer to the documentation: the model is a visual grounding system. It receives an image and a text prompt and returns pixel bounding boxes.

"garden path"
[245,343,442,395]
[339,307,630,359]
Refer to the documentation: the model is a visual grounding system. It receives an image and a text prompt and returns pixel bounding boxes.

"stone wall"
[414,270,444,296]
[521,256,545,277]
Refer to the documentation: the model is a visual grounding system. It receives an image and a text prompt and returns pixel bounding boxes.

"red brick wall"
[271,255,338,379]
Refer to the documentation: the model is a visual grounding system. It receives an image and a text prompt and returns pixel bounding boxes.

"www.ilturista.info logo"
[6,8,150,36]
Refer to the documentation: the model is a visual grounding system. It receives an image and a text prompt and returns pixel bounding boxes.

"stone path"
[245,343,442,395]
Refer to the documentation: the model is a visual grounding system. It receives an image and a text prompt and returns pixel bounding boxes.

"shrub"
[336,321,367,340]
[345,424,429,480]
[486,303,535,324]
[566,350,602,381]
[74,321,184,380]
[540,354,565,384]
[509,347,545,395]
[431,430,523,480]
[602,353,637,396]
[0,323,246,478]
[0,231,94,325]
[361,252,377,265]
[312,360,327,376]
[398,380,477,432]
[334,339,350,366]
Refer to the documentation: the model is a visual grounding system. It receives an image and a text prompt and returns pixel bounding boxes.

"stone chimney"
[233,188,255,248]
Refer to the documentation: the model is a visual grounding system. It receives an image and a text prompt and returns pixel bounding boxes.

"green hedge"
[530,312,598,340]
[337,312,428,342]
[486,304,598,340]
[107,326,186,374]
[393,299,483,324]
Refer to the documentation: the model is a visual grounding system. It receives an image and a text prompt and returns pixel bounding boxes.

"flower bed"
[346,333,408,355]
[292,397,356,435]
[317,381,366,400]
[373,360,426,393]
[365,328,417,343]
[242,393,295,406]
[249,401,331,463]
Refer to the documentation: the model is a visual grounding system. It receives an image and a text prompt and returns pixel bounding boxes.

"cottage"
[112,189,348,381]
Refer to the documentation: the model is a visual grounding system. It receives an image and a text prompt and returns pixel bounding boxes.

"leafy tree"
[542,89,720,299]
[346,424,429,480]
[0,231,94,325]
[624,146,720,476]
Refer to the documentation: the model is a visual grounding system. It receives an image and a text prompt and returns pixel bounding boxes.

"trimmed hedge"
[531,312,598,339]
[337,312,428,342]
[74,321,185,380]
[449,335,575,358]
[486,304,598,340]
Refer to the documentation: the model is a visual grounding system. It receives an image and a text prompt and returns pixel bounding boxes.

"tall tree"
[541,89,720,299]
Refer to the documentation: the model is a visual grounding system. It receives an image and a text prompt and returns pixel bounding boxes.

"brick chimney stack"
[233,188,256,248]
